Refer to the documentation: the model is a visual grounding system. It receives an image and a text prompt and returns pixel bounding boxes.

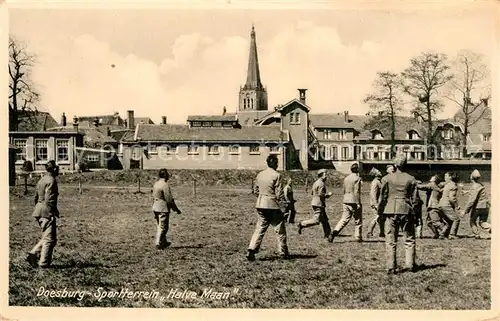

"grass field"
[9,183,491,309]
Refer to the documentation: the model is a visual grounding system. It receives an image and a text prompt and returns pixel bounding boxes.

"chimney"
[344,110,349,123]
[161,116,167,125]
[106,127,111,137]
[222,106,227,115]
[298,89,307,105]
[72,115,79,131]
[127,110,134,130]
[61,112,67,126]
[93,117,99,127]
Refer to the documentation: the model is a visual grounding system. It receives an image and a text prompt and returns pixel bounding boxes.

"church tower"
[239,25,268,112]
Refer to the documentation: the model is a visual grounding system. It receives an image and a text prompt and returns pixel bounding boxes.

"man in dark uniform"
[27,160,60,268]
[417,175,447,239]
[379,154,419,274]
[247,155,289,261]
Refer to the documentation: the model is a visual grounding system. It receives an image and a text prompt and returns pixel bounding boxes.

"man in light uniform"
[247,155,289,261]
[462,169,491,238]
[439,172,460,239]
[27,160,60,268]
[283,178,297,224]
[366,167,384,239]
[417,175,447,239]
[328,163,363,243]
[297,169,332,238]
[379,154,419,274]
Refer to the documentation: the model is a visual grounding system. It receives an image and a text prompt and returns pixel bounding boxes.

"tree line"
[363,50,491,159]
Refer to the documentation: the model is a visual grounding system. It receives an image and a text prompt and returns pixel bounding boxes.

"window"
[443,128,454,139]
[13,139,27,162]
[56,140,69,162]
[339,130,348,140]
[202,122,211,127]
[229,145,240,154]
[482,133,491,142]
[35,140,48,162]
[341,146,349,160]
[269,145,280,154]
[208,145,220,154]
[330,146,338,160]
[188,145,199,154]
[408,131,420,140]
[223,122,233,128]
[323,129,332,140]
[86,154,99,162]
[212,122,222,127]
[366,146,374,160]
[250,144,260,154]
[191,121,202,127]
[372,130,383,140]
[290,112,301,124]
[159,145,175,155]
[131,148,142,160]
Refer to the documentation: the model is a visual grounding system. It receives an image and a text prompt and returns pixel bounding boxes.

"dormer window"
[407,130,420,140]
[482,133,491,142]
[372,130,384,140]
[442,127,454,140]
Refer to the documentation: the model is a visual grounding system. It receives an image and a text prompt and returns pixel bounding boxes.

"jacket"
[311,178,328,208]
[343,173,362,205]
[463,182,490,215]
[32,174,59,218]
[438,181,458,210]
[254,168,284,210]
[380,171,418,215]
[417,182,442,209]
[152,179,180,213]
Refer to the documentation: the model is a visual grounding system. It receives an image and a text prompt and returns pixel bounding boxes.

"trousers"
[154,212,170,247]
[300,206,331,237]
[384,214,416,270]
[30,217,57,267]
[248,209,288,255]
[367,207,385,236]
[470,208,491,237]
[441,206,460,237]
[284,202,297,223]
[333,203,363,240]
[427,208,448,237]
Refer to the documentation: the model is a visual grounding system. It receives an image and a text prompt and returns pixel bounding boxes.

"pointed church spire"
[245,25,263,90]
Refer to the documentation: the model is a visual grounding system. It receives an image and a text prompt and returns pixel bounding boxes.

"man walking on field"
[283,178,297,224]
[27,160,60,268]
[297,169,332,238]
[328,162,363,243]
[247,155,289,261]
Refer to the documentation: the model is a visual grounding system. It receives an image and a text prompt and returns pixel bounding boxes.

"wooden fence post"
[137,173,141,193]
[24,174,28,195]
[192,178,197,197]
[305,176,309,192]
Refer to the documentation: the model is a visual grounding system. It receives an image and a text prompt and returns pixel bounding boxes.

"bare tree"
[446,50,491,158]
[401,52,453,156]
[363,71,403,157]
[9,37,40,131]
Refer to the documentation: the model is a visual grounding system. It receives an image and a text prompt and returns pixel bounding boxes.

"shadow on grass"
[169,245,205,249]
[413,263,447,272]
[259,254,318,261]
[51,261,117,269]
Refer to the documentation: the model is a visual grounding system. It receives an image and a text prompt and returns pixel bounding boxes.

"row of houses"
[8,26,492,177]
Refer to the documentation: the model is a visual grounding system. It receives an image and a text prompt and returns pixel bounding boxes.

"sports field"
[8,183,491,309]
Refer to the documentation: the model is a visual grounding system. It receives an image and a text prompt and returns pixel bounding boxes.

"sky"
[8,4,496,125]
